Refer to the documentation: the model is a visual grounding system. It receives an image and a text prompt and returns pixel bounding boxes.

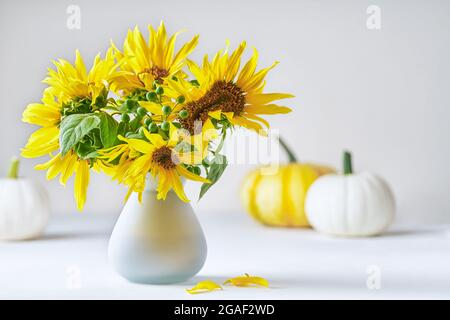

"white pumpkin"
[0,158,50,240]
[305,151,395,237]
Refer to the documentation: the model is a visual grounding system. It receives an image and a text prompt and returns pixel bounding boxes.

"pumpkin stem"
[8,157,20,179]
[279,137,298,163]
[343,151,353,175]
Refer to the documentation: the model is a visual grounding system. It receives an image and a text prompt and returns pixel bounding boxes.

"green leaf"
[215,130,227,154]
[117,121,128,136]
[199,154,228,200]
[60,113,101,155]
[114,122,129,145]
[128,116,141,132]
[98,113,118,148]
[91,128,103,149]
[76,141,98,159]
[93,87,108,109]
[125,133,144,139]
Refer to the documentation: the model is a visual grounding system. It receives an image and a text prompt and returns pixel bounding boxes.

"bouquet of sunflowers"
[21,22,293,211]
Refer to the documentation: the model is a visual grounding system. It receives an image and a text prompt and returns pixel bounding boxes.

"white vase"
[108,179,207,284]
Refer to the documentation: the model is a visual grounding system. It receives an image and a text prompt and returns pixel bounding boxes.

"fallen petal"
[224,273,269,288]
[186,280,223,294]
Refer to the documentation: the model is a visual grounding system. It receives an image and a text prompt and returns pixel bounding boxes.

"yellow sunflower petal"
[245,104,292,115]
[145,132,166,148]
[168,170,190,202]
[223,274,269,288]
[209,110,222,120]
[167,123,180,147]
[21,127,60,158]
[109,71,144,93]
[124,184,135,203]
[177,165,210,183]
[186,60,206,85]
[98,144,128,162]
[241,62,279,93]
[46,160,64,180]
[246,93,295,105]
[139,101,163,115]
[243,113,270,129]
[118,136,153,154]
[164,30,181,68]
[222,112,234,121]
[125,153,152,178]
[156,169,172,200]
[224,41,246,82]
[237,48,259,87]
[171,35,200,72]
[35,153,65,181]
[186,280,223,294]
[74,160,90,211]
[22,102,60,127]
[34,153,61,171]
[94,160,116,176]
[59,152,78,186]
[230,116,267,136]
[74,49,88,80]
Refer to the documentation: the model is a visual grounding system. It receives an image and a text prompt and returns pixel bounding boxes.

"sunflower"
[109,21,199,94]
[100,124,209,202]
[166,42,293,135]
[43,48,117,105]
[22,49,118,211]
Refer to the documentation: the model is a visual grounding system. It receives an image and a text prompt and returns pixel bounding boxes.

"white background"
[1,0,449,223]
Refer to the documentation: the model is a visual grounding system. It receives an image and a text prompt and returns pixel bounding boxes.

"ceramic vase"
[108,180,207,284]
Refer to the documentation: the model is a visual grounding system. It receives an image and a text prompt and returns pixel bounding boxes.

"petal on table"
[186,280,223,294]
[224,274,269,288]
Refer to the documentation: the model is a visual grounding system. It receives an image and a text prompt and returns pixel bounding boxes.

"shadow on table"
[182,275,227,286]
[36,231,109,241]
[382,228,448,238]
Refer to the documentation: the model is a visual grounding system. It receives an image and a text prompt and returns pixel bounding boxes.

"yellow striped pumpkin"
[240,139,334,227]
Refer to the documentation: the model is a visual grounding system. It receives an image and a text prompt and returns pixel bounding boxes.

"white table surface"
[0,211,449,300]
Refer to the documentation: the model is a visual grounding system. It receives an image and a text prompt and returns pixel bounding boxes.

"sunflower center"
[180,81,246,133]
[150,66,169,82]
[152,146,177,169]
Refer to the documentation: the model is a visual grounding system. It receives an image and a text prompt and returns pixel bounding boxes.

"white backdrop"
[1,0,449,223]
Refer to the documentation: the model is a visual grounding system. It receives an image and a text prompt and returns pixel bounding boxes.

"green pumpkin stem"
[343,151,353,175]
[279,137,298,163]
[8,157,20,179]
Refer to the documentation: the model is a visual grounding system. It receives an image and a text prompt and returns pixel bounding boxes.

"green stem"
[215,129,227,154]
[343,151,353,175]
[8,157,20,179]
[279,136,298,163]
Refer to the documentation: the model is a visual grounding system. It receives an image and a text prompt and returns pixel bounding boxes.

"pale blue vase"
[108,180,207,284]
